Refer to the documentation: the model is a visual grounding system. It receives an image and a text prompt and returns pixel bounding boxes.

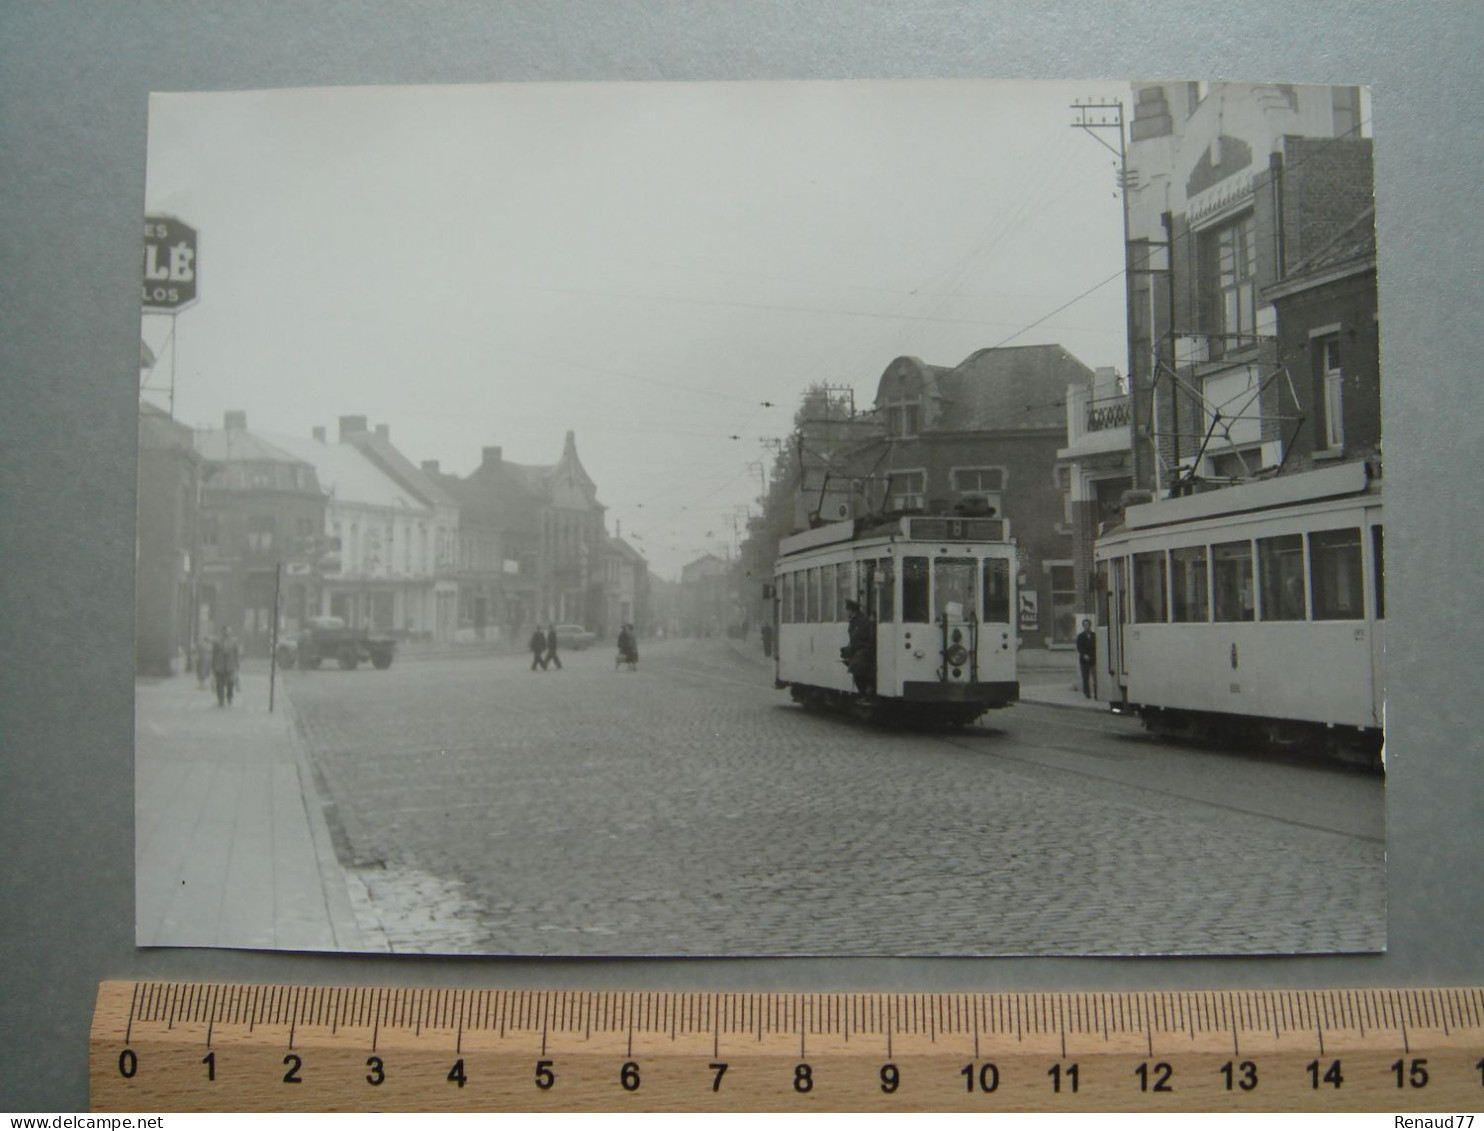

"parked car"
[553,623,596,650]
[276,615,396,670]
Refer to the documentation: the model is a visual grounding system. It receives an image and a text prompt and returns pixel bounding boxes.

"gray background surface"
[2,0,1480,1111]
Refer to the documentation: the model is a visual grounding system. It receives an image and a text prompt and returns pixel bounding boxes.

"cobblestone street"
[284,638,1385,957]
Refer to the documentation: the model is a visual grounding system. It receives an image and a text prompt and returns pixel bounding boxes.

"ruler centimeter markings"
[91,982,1484,1113]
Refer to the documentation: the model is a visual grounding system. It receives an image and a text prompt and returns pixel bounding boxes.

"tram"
[1093,460,1384,766]
[772,507,1019,726]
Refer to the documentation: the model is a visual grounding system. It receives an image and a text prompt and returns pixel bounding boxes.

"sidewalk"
[134,662,367,952]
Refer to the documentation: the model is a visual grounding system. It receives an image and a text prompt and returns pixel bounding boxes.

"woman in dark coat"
[529,628,549,671]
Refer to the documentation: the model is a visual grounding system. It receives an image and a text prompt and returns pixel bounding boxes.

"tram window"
[806,567,821,623]
[1093,559,1110,628]
[1212,541,1254,622]
[934,558,976,620]
[1258,534,1306,620]
[1170,545,1210,622]
[779,573,792,624]
[983,557,1011,623]
[791,570,806,624]
[835,562,853,620]
[1132,551,1168,623]
[1114,557,1130,624]
[1310,527,1364,620]
[1372,525,1385,620]
[821,563,837,622]
[876,558,895,622]
[902,556,930,623]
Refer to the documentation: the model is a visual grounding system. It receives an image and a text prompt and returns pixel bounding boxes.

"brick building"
[833,345,1099,649]
[1263,204,1380,469]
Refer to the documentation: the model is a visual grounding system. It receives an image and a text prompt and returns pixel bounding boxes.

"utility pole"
[747,460,766,500]
[1073,97,1147,492]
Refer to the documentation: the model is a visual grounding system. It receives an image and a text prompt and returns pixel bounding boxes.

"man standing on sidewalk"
[211,625,241,706]
[1076,618,1097,699]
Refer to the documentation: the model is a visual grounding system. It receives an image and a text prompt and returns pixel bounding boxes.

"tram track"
[644,643,1382,844]
[936,710,1384,845]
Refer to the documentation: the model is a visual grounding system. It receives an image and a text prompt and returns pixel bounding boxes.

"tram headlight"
[945,643,969,667]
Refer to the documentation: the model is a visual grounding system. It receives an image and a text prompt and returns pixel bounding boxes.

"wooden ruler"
[91,981,1484,1112]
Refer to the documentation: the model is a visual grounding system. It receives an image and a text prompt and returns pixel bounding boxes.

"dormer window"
[884,397,921,438]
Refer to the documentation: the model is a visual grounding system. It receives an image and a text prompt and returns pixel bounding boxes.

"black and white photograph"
[134,78,1384,957]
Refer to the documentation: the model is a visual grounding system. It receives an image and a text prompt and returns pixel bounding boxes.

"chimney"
[375,423,390,440]
[224,410,247,430]
[338,415,368,441]
[422,460,440,475]
[482,445,503,468]
[312,426,326,443]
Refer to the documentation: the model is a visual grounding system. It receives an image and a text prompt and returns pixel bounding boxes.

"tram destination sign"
[142,215,198,311]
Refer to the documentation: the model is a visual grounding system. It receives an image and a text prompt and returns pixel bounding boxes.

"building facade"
[194,413,327,656]
[1123,82,1373,492]
[603,531,650,637]
[265,419,449,641]
[1056,366,1134,624]
[679,553,732,637]
[338,418,462,642]
[429,445,543,642]
[136,402,205,674]
[1048,83,1382,624]
[502,431,609,632]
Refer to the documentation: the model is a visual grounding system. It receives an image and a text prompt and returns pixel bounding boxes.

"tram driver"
[843,599,876,695]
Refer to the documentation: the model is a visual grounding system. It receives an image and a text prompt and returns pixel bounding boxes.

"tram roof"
[1122,461,1376,532]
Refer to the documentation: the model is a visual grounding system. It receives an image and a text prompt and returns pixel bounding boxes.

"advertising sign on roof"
[143,216,198,311]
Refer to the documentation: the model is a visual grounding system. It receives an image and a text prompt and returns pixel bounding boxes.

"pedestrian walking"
[544,624,563,671]
[211,625,241,707]
[1076,617,1097,699]
[616,623,638,671]
[529,627,549,671]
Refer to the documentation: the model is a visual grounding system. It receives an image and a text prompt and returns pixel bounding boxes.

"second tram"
[1093,460,1384,766]
[773,509,1020,726]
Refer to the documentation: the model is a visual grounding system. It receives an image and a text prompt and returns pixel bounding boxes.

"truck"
[278,615,396,670]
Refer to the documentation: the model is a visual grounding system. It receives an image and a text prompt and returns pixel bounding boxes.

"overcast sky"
[141,79,1128,579]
